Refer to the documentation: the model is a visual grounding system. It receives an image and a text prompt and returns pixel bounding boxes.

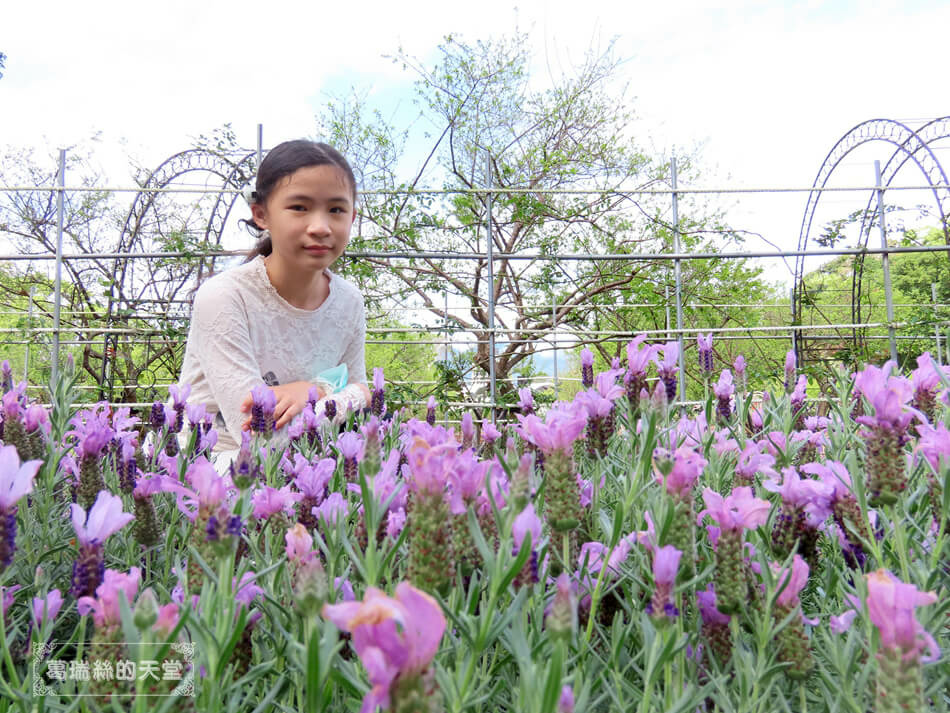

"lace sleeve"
[341,296,368,385]
[189,285,263,446]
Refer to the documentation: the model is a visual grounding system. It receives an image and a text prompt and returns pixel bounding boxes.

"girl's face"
[251,165,356,273]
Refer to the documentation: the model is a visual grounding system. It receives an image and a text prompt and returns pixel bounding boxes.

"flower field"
[0,341,948,713]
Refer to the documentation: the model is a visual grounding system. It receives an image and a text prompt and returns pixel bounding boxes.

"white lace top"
[178,256,367,450]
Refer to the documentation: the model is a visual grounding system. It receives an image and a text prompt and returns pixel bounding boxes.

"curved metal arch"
[198,150,258,282]
[851,117,950,345]
[793,118,950,365]
[100,148,254,399]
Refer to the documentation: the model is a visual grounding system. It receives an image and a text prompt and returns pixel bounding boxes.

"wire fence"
[2,149,949,415]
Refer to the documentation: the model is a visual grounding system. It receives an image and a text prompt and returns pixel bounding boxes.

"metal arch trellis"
[99,148,257,400]
[793,118,950,366]
[852,117,950,343]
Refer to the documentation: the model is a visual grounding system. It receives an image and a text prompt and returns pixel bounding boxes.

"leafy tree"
[0,142,218,402]
[323,33,778,405]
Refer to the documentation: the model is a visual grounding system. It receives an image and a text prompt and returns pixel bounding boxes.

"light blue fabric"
[316,363,348,393]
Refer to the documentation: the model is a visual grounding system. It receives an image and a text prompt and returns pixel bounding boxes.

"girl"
[178,140,370,461]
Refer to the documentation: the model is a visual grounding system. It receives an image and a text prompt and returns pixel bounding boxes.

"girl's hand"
[239,381,326,431]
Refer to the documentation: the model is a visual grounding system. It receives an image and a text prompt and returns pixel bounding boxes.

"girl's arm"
[189,284,270,445]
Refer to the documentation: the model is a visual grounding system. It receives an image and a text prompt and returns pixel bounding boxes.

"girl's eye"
[289,205,307,212]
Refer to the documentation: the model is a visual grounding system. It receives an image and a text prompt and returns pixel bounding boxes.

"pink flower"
[285,523,314,562]
[735,442,777,482]
[512,505,542,553]
[234,572,264,609]
[771,554,809,608]
[481,420,501,444]
[31,589,64,627]
[652,545,682,586]
[698,486,771,532]
[517,387,534,413]
[154,603,180,636]
[653,447,706,499]
[70,491,134,546]
[337,432,365,463]
[323,582,446,713]
[733,355,747,379]
[1,584,22,618]
[77,567,141,629]
[865,570,939,662]
[916,423,950,471]
[314,492,348,526]
[0,444,42,508]
[292,456,336,498]
[516,402,587,456]
[696,585,731,625]
[763,467,834,522]
[460,412,475,445]
[252,484,303,520]
[626,335,658,374]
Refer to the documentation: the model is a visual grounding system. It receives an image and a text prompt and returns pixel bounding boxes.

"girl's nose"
[308,213,332,236]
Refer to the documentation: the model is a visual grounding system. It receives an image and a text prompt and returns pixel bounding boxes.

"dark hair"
[242,140,357,262]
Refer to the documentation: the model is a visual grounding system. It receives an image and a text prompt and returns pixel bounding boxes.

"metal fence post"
[790,287,796,355]
[874,160,898,363]
[256,124,263,168]
[671,155,685,403]
[24,286,35,381]
[664,284,671,340]
[485,151,497,420]
[552,297,558,397]
[934,283,943,365]
[51,149,66,385]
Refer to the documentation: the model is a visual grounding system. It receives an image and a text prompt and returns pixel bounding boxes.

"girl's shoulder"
[326,269,364,308]
[192,258,263,312]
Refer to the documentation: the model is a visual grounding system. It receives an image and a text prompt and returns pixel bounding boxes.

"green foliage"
[802,224,950,370]
[319,31,777,402]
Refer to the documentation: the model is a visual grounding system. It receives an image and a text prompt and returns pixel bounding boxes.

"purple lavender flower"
[31,589,64,628]
[0,445,42,571]
[0,360,12,392]
[460,411,475,450]
[784,349,797,393]
[250,384,277,436]
[314,492,348,527]
[168,383,191,433]
[517,387,534,416]
[697,333,714,375]
[733,354,747,388]
[762,466,833,563]
[770,554,814,679]
[481,419,501,447]
[70,491,135,598]
[854,362,922,505]
[337,432,364,481]
[425,395,437,426]
[735,441,777,484]
[322,582,446,713]
[654,341,680,402]
[558,685,575,713]
[512,504,542,587]
[580,347,594,388]
[698,486,771,614]
[646,545,682,621]
[697,585,732,664]
[251,485,303,522]
[713,369,734,422]
[624,335,658,412]
[371,367,386,416]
